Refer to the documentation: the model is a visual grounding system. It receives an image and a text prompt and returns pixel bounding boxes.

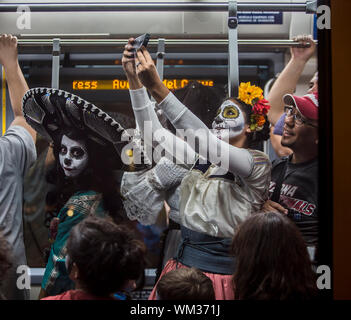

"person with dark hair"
[156,267,215,300]
[0,231,13,300]
[22,87,130,298]
[122,39,271,300]
[267,35,317,159]
[120,80,224,277]
[41,216,146,300]
[263,92,319,263]
[232,212,317,300]
[0,34,36,300]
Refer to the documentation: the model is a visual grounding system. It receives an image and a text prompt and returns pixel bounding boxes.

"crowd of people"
[0,32,319,300]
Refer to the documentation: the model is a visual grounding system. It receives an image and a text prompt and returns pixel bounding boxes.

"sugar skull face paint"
[211,100,245,141]
[59,135,89,178]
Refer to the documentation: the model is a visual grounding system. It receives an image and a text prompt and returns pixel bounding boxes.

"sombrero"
[22,87,137,170]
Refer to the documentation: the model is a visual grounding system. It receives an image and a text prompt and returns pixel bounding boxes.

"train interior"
[0,0,319,300]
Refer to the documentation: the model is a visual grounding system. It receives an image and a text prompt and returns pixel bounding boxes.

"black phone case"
[133,33,150,51]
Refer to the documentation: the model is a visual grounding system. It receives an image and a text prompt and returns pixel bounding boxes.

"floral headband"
[238,82,271,132]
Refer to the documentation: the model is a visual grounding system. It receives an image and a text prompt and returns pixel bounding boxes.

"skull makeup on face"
[211,100,246,141]
[59,135,89,178]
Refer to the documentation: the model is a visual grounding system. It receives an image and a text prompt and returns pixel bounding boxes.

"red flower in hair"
[253,98,271,115]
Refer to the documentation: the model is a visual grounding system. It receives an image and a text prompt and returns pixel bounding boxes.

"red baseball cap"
[283,92,319,120]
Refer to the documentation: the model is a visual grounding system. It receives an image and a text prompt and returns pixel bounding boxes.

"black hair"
[157,267,215,300]
[231,212,317,300]
[66,216,146,296]
[45,128,125,224]
[166,80,225,132]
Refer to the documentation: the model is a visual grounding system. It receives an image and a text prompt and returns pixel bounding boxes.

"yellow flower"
[238,82,263,105]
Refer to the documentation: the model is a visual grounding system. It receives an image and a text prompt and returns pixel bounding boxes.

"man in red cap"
[264,92,319,262]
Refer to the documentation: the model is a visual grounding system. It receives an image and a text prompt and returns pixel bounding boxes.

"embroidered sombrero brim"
[22,87,132,168]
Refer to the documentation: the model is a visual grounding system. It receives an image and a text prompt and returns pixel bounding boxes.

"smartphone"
[132,33,150,51]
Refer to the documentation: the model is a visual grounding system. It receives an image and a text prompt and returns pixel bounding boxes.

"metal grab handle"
[156,38,165,81]
[228,0,239,98]
[51,38,60,89]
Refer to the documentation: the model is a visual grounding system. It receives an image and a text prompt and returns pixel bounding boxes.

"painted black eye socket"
[59,145,67,155]
[71,147,85,159]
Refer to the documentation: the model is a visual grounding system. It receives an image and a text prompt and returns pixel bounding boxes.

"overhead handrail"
[16,39,317,48]
[0,2,317,13]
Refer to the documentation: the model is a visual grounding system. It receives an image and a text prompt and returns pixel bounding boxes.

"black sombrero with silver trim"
[22,87,133,169]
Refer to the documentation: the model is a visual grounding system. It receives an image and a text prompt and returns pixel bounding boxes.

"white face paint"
[211,100,246,141]
[59,135,89,178]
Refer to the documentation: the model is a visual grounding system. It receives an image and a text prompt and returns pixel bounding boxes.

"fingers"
[294,34,314,46]
[0,34,18,46]
[123,43,134,58]
[262,200,288,214]
[140,46,153,63]
[136,49,147,66]
[11,35,17,45]
[269,201,288,214]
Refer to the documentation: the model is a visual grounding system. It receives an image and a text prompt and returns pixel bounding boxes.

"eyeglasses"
[284,106,318,128]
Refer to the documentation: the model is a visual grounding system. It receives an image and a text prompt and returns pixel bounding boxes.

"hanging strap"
[51,38,60,89]
[271,158,288,203]
[156,38,165,81]
[227,0,239,97]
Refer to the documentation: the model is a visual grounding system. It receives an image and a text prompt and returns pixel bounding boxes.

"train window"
[0,0,325,300]
[21,51,279,272]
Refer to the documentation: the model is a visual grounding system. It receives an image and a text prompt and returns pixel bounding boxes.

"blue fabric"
[174,226,236,275]
[273,113,286,136]
[42,191,106,295]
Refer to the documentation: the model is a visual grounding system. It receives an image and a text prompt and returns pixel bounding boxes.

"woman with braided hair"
[122,39,271,300]
[22,88,130,298]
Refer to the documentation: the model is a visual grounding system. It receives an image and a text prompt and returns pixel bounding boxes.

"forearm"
[267,57,306,125]
[158,92,253,177]
[126,72,143,90]
[4,62,29,118]
[4,63,36,141]
[147,80,170,104]
[129,87,196,165]
[129,86,163,134]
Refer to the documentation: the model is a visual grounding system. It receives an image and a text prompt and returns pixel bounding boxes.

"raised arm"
[267,35,316,125]
[135,47,253,177]
[122,39,196,166]
[0,34,36,142]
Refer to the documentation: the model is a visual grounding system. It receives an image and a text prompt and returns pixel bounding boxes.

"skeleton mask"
[59,135,89,178]
[211,100,245,141]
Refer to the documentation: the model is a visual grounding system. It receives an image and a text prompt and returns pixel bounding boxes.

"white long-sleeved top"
[129,87,253,177]
[128,87,271,238]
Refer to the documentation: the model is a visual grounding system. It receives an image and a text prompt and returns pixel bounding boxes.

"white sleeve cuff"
[157,92,187,124]
[129,87,151,110]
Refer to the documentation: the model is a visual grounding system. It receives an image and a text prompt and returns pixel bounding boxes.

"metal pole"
[0,2,316,13]
[51,38,60,88]
[156,39,165,81]
[228,0,239,98]
[16,39,317,48]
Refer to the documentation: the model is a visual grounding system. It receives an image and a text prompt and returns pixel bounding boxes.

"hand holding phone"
[132,33,150,51]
